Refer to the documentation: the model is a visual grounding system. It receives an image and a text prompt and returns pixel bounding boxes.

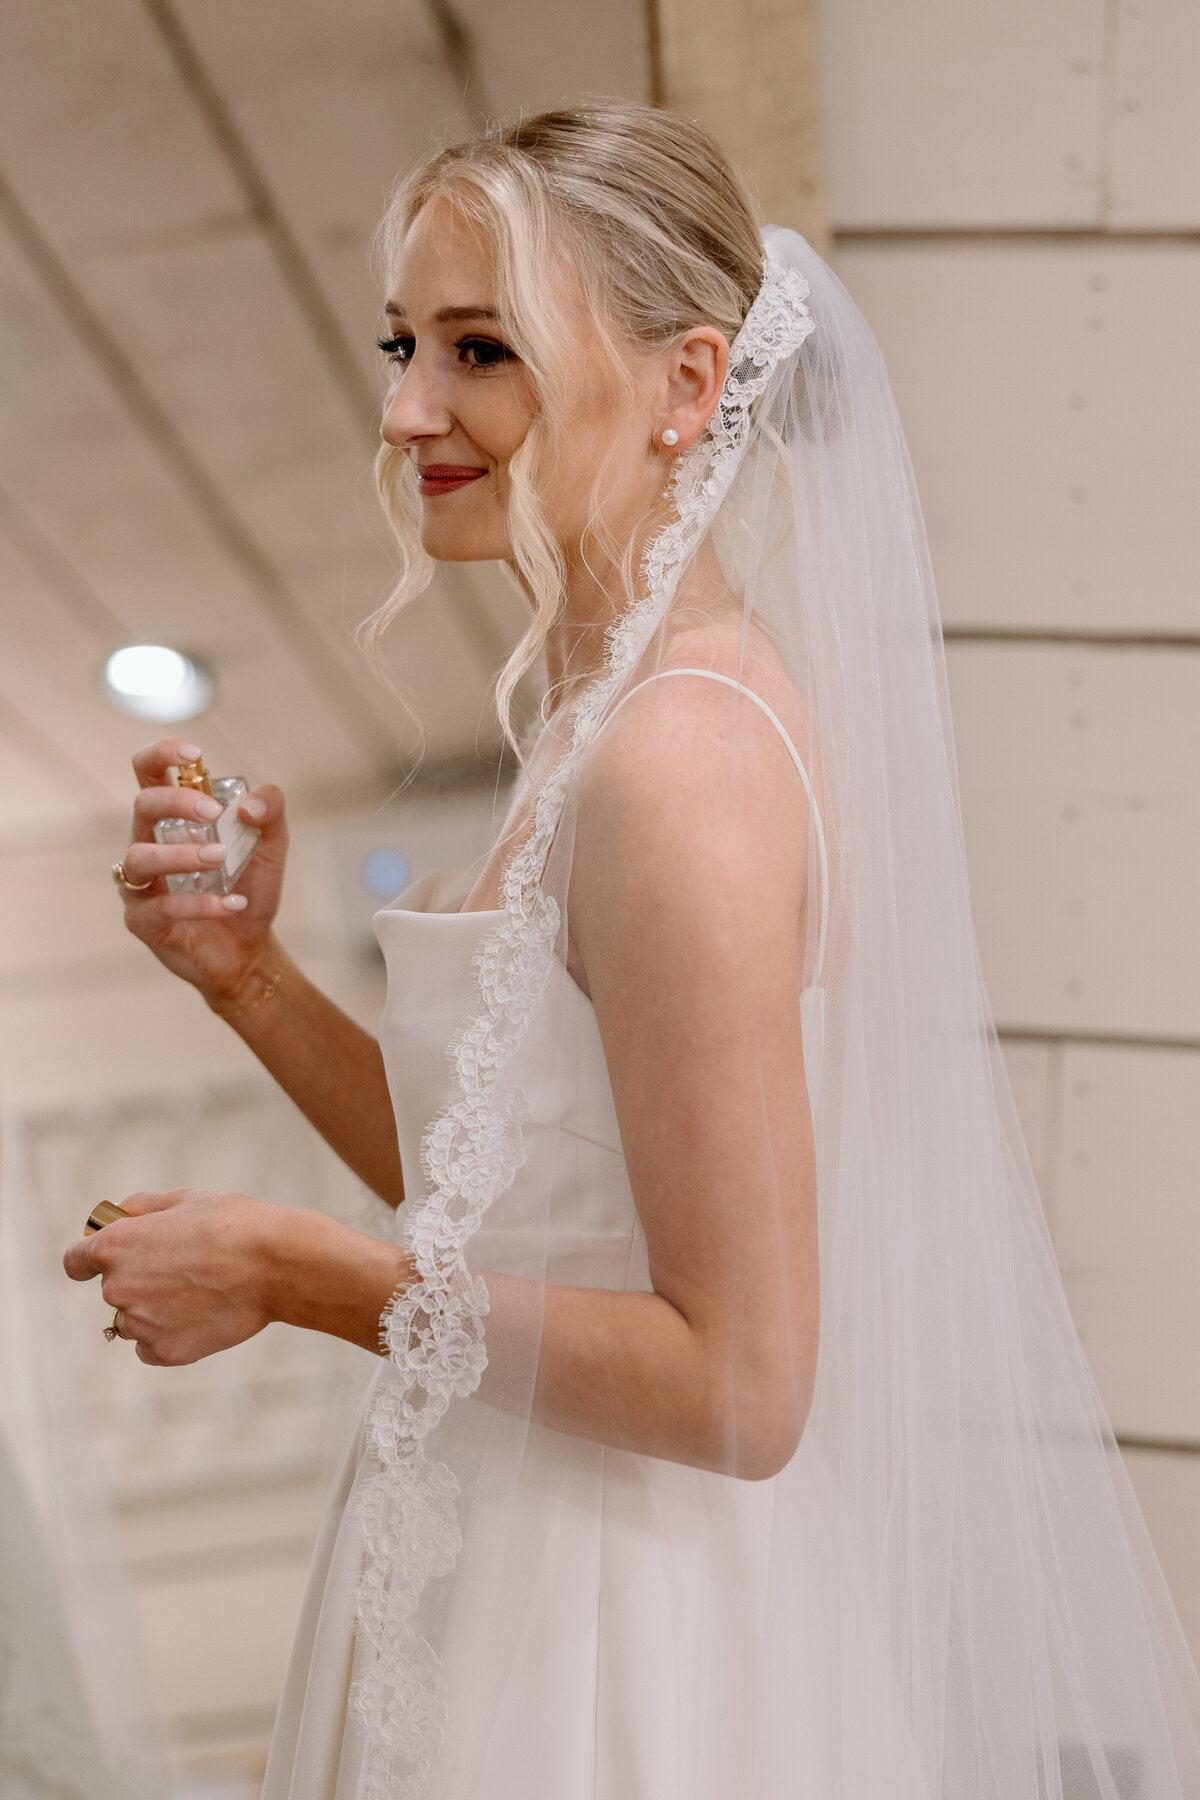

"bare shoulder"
[569,615,815,991]
[579,612,814,823]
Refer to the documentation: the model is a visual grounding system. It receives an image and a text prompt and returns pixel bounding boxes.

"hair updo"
[366,100,764,747]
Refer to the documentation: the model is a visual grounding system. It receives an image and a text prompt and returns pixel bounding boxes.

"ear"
[659,327,730,452]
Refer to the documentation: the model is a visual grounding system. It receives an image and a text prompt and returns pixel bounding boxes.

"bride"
[67,102,1200,1798]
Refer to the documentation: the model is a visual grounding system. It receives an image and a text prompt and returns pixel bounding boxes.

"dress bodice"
[374,850,825,1297]
[374,867,652,1293]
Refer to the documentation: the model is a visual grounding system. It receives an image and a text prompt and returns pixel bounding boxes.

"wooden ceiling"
[0,0,648,850]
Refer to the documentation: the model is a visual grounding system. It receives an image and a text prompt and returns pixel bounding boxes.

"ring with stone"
[112,860,152,894]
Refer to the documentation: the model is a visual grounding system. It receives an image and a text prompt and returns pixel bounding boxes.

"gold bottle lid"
[85,1200,131,1234]
[177,756,214,796]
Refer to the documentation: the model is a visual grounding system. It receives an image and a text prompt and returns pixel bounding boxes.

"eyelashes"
[376,334,513,371]
[456,336,513,369]
[377,333,413,366]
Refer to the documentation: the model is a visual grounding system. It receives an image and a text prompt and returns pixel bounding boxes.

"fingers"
[241,784,283,830]
[131,737,203,790]
[63,1237,99,1281]
[119,1188,203,1217]
[130,782,224,841]
[121,840,229,885]
[121,895,250,947]
[63,1191,193,1279]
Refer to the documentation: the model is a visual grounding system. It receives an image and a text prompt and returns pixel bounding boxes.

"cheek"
[471,376,538,464]
[541,409,647,536]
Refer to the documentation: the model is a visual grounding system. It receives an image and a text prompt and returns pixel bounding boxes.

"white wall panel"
[999,1038,1058,1224]
[948,642,1200,1037]
[820,0,1108,227]
[1109,0,1200,228]
[1122,1449,1200,1674]
[1053,1044,1200,1440]
[835,243,1200,635]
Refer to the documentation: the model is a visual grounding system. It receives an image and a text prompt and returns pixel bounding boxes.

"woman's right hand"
[118,738,289,1013]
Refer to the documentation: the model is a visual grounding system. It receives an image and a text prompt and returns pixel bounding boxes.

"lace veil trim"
[348,253,816,1798]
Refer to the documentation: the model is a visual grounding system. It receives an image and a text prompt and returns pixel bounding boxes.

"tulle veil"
[348,227,1200,1799]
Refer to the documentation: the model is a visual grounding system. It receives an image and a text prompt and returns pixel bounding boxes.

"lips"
[417,464,488,497]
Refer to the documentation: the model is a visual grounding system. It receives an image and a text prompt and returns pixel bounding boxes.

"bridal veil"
[350,225,1200,1799]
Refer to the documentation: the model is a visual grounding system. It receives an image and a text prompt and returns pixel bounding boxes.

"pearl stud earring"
[660,427,679,448]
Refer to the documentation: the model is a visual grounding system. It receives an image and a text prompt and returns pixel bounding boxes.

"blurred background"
[1,0,1198,1793]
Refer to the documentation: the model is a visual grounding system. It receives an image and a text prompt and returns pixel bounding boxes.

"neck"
[536,496,671,704]
[542,558,618,701]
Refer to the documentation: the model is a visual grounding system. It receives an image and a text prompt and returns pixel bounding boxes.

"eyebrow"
[384,302,499,323]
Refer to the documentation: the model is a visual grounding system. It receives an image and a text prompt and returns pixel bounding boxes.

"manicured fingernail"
[196,797,222,820]
[241,797,267,820]
[175,742,202,761]
[221,894,248,911]
[198,844,227,862]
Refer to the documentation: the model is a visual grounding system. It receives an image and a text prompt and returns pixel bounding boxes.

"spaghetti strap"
[597,668,829,984]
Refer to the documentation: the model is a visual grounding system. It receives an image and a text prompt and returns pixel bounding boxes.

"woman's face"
[379,198,685,570]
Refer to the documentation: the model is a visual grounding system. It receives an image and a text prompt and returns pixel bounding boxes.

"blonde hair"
[364,101,763,748]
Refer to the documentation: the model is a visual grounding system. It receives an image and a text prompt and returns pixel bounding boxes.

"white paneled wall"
[825,0,1200,1672]
[1109,0,1200,227]
[834,243,1200,634]
[948,642,1199,1036]
[821,0,1110,226]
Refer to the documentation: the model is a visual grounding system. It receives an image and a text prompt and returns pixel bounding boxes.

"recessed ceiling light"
[103,645,214,722]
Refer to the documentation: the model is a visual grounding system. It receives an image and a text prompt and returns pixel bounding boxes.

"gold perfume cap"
[177,756,213,796]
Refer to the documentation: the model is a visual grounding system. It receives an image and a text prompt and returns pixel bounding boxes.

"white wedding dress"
[263,676,931,1800]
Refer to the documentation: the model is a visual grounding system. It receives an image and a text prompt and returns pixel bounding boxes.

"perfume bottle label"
[216,801,259,874]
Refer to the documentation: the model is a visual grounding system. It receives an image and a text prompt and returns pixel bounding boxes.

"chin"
[420,524,511,562]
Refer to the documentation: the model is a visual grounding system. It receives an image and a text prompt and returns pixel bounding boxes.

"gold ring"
[112,860,152,893]
[104,1309,130,1343]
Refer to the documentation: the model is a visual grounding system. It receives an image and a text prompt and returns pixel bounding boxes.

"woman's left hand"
[63,1188,281,1366]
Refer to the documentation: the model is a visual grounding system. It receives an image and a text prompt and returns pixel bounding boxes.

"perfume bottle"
[154,756,261,894]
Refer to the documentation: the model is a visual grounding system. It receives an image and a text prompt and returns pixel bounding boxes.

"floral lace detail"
[349,255,815,1797]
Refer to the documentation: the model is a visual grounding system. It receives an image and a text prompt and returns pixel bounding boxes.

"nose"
[380,360,452,450]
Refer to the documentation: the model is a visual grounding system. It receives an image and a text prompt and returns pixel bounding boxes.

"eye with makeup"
[377,333,415,368]
[375,333,514,371]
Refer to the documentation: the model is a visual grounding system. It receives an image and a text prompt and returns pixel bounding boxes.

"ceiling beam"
[141,0,379,431]
[0,167,402,776]
[648,0,828,253]
[0,487,126,647]
[424,0,492,126]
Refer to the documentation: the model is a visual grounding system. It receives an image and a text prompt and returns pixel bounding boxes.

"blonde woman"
[68,104,1200,1800]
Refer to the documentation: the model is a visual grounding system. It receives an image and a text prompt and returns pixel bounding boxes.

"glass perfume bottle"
[153,756,260,894]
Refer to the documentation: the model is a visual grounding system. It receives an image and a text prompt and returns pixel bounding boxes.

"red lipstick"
[417,464,487,497]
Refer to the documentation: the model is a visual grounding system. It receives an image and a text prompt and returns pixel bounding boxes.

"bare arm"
[209,943,404,1210]
[480,674,820,1477]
